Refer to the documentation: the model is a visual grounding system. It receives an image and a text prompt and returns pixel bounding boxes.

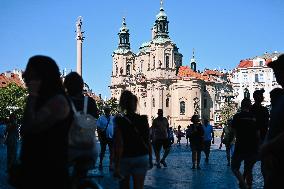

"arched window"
[152,98,155,107]
[115,65,118,76]
[180,101,185,115]
[166,98,169,107]
[244,88,250,99]
[126,64,130,75]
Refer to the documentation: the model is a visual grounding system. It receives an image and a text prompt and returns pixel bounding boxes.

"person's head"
[63,72,84,96]
[191,114,200,124]
[104,106,111,116]
[253,89,265,104]
[157,109,163,117]
[241,98,251,111]
[23,55,64,100]
[268,54,284,87]
[119,90,137,113]
[270,88,284,106]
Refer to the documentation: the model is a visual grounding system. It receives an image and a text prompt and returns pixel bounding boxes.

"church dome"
[156,7,167,20]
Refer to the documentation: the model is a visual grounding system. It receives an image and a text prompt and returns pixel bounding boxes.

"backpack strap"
[83,96,88,114]
[69,98,79,116]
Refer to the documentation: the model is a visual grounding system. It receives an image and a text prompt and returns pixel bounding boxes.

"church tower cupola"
[190,48,197,72]
[154,0,169,39]
[118,17,130,49]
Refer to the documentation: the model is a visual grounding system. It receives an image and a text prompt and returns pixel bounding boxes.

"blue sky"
[0,0,283,98]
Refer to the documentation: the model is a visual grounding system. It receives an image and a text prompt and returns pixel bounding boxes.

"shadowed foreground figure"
[231,98,258,189]
[261,54,284,189]
[114,90,152,189]
[19,55,71,189]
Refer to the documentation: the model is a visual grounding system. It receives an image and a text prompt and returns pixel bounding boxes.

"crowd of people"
[0,54,283,189]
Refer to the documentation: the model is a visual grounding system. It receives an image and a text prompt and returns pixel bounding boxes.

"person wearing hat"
[260,54,284,189]
[96,106,115,171]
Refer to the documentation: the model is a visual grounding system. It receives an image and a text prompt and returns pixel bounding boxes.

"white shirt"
[96,115,114,139]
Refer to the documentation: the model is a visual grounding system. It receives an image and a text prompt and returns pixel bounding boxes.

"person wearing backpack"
[96,106,115,171]
[63,72,99,186]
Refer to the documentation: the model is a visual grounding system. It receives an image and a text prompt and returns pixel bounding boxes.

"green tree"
[220,102,237,126]
[105,97,119,115]
[0,83,27,124]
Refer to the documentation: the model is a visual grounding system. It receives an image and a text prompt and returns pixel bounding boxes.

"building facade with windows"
[110,5,232,128]
[232,52,282,107]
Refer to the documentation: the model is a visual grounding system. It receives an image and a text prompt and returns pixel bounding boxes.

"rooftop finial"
[122,17,126,25]
[160,0,164,9]
[193,48,195,59]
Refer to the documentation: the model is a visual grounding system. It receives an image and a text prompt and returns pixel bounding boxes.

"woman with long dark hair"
[113,90,152,189]
[20,55,71,188]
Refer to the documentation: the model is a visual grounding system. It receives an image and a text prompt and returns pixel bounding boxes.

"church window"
[144,102,147,108]
[259,73,264,82]
[115,65,118,76]
[166,56,169,68]
[180,101,185,115]
[255,74,259,82]
[166,98,169,107]
[148,62,150,71]
[153,56,155,69]
[152,98,155,107]
[126,64,131,75]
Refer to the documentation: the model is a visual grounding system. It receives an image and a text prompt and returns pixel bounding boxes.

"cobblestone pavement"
[0,138,264,189]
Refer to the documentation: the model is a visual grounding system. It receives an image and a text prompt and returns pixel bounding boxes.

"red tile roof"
[237,60,253,68]
[0,73,24,88]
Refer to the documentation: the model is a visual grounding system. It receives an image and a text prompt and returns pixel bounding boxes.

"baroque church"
[110,4,231,128]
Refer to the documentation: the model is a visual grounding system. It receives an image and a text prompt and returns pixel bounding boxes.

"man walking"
[231,98,259,189]
[250,89,269,144]
[202,118,214,163]
[97,106,114,171]
[152,109,170,168]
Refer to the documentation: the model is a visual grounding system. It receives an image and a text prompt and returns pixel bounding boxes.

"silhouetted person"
[97,106,114,171]
[250,89,269,144]
[113,90,152,189]
[20,55,72,189]
[261,54,284,189]
[231,98,258,189]
[152,109,170,168]
[176,125,182,146]
[219,119,235,166]
[202,118,214,163]
[63,72,99,187]
[6,113,19,174]
[188,115,204,169]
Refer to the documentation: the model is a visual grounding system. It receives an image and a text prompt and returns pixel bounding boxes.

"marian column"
[76,16,84,76]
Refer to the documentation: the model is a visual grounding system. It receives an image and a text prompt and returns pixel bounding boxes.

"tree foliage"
[220,102,237,126]
[0,83,27,124]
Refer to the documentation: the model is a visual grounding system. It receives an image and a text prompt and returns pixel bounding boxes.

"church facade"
[110,5,232,128]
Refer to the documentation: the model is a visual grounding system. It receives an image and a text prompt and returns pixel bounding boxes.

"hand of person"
[27,80,41,97]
